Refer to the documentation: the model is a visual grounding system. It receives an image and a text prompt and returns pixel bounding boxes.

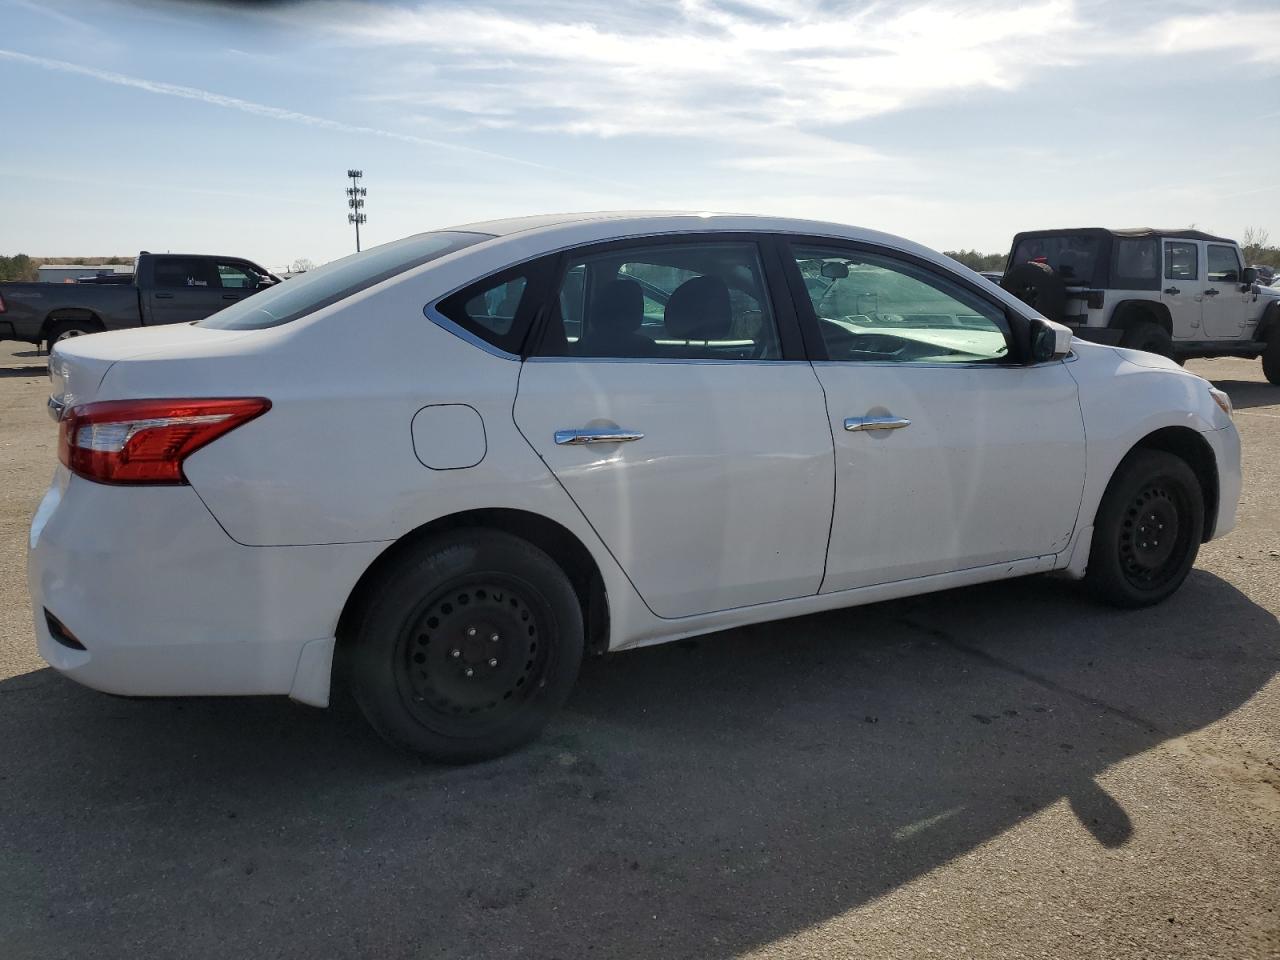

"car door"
[1162,240,1203,339]
[511,235,834,619]
[1202,244,1248,339]
[146,257,225,325]
[782,239,1086,593]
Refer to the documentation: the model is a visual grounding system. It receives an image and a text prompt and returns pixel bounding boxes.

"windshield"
[199,231,490,330]
[1010,234,1103,285]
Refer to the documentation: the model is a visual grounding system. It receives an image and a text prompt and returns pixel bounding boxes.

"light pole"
[346,169,367,252]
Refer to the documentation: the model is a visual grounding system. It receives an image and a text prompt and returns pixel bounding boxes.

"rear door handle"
[221,294,240,300]
[554,428,644,445]
[845,416,911,432]
[1203,289,1219,297]
[1163,287,1180,295]
[154,292,175,300]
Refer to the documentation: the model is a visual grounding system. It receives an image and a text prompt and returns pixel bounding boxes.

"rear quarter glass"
[198,231,490,331]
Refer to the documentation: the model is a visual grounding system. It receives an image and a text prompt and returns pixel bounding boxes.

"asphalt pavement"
[0,341,1276,959]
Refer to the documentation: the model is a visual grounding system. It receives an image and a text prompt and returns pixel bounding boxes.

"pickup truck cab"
[1000,228,1280,383]
[0,252,278,350]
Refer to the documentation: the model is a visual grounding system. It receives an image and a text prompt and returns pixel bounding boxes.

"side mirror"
[820,261,850,280]
[1242,267,1258,290]
[1029,318,1072,363]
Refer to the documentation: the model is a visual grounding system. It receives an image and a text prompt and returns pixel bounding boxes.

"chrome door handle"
[554,428,645,445]
[845,416,911,432]
[1163,287,1180,295]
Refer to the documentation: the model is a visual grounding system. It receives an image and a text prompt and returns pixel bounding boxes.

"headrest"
[665,275,731,341]
[589,278,644,333]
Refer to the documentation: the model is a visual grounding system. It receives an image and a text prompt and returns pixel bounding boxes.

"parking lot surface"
[0,341,1276,959]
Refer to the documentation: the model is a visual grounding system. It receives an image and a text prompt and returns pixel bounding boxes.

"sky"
[2,0,1278,271]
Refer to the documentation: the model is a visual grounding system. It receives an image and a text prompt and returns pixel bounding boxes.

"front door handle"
[221,294,240,301]
[1203,289,1219,297]
[554,427,645,445]
[1163,287,1180,295]
[845,416,911,432]
[154,292,175,300]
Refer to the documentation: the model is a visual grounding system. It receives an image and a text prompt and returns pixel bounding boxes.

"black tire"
[1086,449,1203,608]
[1263,337,1280,385]
[346,530,583,763]
[1120,320,1173,359]
[44,319,100,352]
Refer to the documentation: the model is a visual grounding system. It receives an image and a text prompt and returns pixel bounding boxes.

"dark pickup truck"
[0,252,279,350]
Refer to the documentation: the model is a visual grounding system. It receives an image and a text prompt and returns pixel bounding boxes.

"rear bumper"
[27,470,385,705]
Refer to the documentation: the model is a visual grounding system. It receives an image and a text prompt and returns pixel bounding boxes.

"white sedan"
[30,212,1241,761]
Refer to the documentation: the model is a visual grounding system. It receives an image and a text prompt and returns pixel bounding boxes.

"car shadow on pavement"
[1,570,1275,959]
[0,366,47,378]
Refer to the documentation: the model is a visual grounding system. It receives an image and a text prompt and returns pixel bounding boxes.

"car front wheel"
[1085,449,1203,608]
[346,530,584,763]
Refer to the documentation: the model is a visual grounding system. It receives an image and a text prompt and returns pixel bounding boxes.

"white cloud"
[0,47,612,182]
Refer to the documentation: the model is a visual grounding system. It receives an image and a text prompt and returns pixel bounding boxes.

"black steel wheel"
[1086,449,1203,607]
[347,530,584,762]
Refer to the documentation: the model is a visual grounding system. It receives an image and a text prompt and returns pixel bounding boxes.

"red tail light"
[57,397,271,485]
[0,292,6,313]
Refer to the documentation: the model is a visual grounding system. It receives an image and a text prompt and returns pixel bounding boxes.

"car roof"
[444,210,910,245]
[1013,226,1235,244]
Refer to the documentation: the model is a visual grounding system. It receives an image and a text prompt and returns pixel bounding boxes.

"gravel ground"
[0,341,1276,959]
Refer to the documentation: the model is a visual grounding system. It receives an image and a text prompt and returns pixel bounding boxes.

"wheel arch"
[1122,426,1219,542]
[1258,300,1280,342]
[1110,300,1172,337]
[41,309,105,344]
[335,507,611,663]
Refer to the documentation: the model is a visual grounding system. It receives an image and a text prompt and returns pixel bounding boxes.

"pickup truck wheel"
[1086,449,1203,608]
[45,320,100,352]
[346,530,584,763]
[1120,321,1173,359]
[1263,337,1280,384]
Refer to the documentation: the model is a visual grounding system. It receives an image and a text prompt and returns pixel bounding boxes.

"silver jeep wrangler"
[1000,227,1280,383]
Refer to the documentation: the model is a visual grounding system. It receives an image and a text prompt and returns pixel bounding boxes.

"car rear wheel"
[346,530,584,763]
[1263,337,1280,385]
[1085,449,1203,608]
[1120,321,1173,360]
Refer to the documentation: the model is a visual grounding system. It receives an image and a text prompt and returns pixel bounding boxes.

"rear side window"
[154,258,217,289]
[1207,245,1242,283]
[1165,242,1198,281]
[1112,237,1159,290]
[435,271,533,353]
[1010,235,1101,284]
[199,231,489,330]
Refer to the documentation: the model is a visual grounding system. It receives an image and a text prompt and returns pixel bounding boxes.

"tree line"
[0,255,134,282]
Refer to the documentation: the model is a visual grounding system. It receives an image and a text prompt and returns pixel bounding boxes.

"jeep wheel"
[1263,337,1280,385]
[1121,321,1173,360]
